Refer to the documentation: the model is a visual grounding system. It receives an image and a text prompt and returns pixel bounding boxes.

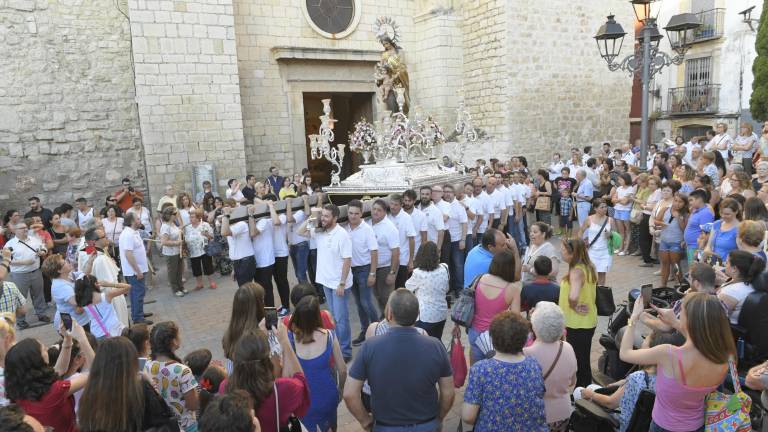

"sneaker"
[37,315,51,323]
[143,313,154,318]
[352,333,366,346]
[175,291,185,298]
[653,270,661,276]
[181,288,189,294]
[17,321,29,330]
[277,307,290,318]
[617,251,627,256]
[639,262,654,268]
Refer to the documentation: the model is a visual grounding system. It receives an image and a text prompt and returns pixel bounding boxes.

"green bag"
[608,232,622,255]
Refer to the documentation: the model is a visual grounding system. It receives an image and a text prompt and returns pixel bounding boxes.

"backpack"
[450,274,482,328]
[625,372,656,432]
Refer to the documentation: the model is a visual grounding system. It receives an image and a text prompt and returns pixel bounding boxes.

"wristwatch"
[369,272,376,277]
[389,270,396,275]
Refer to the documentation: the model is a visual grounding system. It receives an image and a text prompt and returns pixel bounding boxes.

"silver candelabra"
[309,99,345,187]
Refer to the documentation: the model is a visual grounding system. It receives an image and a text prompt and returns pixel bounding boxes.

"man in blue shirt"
[463,227,519,288]
[684,189,714,264]
[344,289,455,431]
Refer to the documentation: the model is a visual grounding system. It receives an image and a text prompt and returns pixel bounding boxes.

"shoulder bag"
[704,358,752,431]
[450,274,482,328]
[86,304,111,338]
[541,341,564,390]
[588,217,609,249]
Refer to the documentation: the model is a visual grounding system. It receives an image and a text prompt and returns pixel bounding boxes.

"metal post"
[639,22,652,172]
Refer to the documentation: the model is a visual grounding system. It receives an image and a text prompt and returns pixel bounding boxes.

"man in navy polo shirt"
[344,289,455,431]
[463,227,519,288]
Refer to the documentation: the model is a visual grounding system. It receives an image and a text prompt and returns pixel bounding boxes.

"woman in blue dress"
[288,296,346,431]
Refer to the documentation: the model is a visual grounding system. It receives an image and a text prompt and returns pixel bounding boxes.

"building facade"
[651,0,761,142]
[0,0,632,210]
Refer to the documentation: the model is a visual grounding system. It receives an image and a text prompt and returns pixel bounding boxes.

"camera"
[128,186,134,192]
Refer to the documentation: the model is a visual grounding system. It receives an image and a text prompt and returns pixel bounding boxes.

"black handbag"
[596,285,616,316]
[569,399,619,432]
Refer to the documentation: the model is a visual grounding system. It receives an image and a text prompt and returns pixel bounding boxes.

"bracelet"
[369,273,376,277]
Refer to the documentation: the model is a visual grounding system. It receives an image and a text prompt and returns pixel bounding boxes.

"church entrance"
[303,92,374,186]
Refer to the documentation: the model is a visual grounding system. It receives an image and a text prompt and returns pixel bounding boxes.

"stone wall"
[0,0,143,210]
[127,0,247,202]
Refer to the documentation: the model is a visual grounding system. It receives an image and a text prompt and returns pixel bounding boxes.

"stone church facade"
[0,0,632,209]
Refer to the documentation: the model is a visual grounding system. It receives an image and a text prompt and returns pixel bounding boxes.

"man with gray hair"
[344,288,455,431]
[574,169,593,227]
[4,222,50,329]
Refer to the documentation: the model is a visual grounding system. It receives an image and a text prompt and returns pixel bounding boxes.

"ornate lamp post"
[309,99,345,187]
[594,0,700,170]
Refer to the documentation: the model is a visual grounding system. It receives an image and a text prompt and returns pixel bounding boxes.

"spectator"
[620,292,734,432]
[0,312,18,407]
[79,228,129,327]
[177,192,197,226]
[41,255,89,332]
[122,323,151,369]
[101,205,124,265]
[6,324,91,432]
[574,169,594,228]
[278,177,297,200]
[226,326,309,432]
[404,241,450,339]
[160,207,186,297]
[558,238,598,387]
[0,254,27,320]
[78,336,176,432]
[119,213,152,325]
[0,404,46,432]
[266,167,284,197]
[580,198,616,286]
[185,209,216,290]
[463,227,518,288]
[195,180,218,205]
[524,302,577,431]
[581,330,685,432]
[737,220,767,260]
[344,289,455,431]
[156,185,178,212]
[683,189,714,265]
[281,282,336,330]
[144,321,200,432]
[125,196,152,237]
[199,390,261,432]
[746,361,768,420]
[48,211,69,256]
[5,222,49,329]
[74,274,129,339]
[74,199,95,230]
[113,177,144,213]
[197,364,228,417]
[24,197,53,231]
[242,175,258,204]
[288,296,346,431]
[719,250,765,324]
[611,173,635,255]
[521,222,559,283]
[463,311,548,431]
[226,179,246,204]
[702,197,741,264]
[521,256,560,311]
[184,348,213,382]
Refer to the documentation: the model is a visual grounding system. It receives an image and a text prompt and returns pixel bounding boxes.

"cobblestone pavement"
[22,239,659,431]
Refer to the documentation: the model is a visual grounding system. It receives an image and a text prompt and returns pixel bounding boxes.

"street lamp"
[594,2,701,170]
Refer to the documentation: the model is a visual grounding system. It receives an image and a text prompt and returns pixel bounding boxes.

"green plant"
[750,0,768,121]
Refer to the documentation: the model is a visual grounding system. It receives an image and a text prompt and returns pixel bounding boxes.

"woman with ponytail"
[719,250,766,324]
[143,321,199,431]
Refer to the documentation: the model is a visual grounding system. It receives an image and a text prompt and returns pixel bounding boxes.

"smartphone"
[60,312,73,332]
[265,307,278,330]
[641,284,653,309]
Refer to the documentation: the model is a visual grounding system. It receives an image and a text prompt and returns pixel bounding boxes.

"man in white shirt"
[221,206,257,286]
[5,222,49,328]
[387,194,417,289]
[225,178,246,204]
[471,177,494,238]
[706,123,733,163]
[369,199,401,313]
[298,203,353,360]
[487,176,508,232]
[75,197,95,229]
[548,153,565,181]
[443,185,468,295]
[119,213,152,325]
[345,200,380,345]
[508,173,528,249]
[581,145,593,164]
[459,183,482,250]
[418,186,446,250]
[272,199,291,315]
[402,189,428,255]
[288,194,311,284]
[250,197,282,310]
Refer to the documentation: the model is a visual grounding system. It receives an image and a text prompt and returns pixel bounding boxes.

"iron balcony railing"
[665,84,720,115]
[691,8,725,42]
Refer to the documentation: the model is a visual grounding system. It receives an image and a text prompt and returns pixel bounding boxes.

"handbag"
[704,358,752,432]
[596,285,616,316]
[542,341,564,388]
[629,207,643,224]
[274,382,308,432]
[450,327,468,388]
[608,231,622,255]
[535,195,551,211]
[451,274,482,328]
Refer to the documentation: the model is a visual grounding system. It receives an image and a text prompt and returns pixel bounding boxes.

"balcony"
[665,84,720,116]
[691,8,725,43]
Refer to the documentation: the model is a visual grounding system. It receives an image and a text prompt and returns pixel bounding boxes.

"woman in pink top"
[620,292,734,432]
[469,249,521,364]
[524,301,577,431]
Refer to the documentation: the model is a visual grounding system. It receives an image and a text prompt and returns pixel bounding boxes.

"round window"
[302,0,361,39]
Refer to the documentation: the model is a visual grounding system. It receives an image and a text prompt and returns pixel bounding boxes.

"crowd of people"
[0,125,768,432]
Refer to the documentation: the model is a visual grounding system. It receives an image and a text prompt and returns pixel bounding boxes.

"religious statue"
[375,17,410,115]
